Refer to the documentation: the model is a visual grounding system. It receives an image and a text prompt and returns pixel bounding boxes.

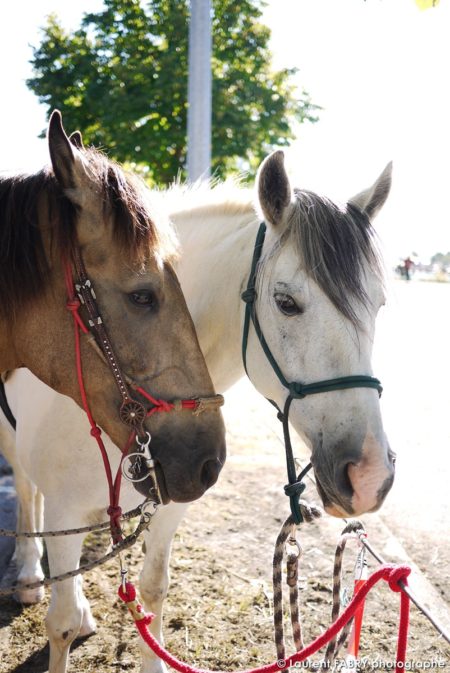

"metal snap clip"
[121,432,154,482]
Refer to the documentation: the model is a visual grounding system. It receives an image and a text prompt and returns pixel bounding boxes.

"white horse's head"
[246,150,394,517]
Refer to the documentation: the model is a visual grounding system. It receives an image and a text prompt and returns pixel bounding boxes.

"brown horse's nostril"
[201,458,221,490]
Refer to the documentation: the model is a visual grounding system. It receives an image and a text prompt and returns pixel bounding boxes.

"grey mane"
[267,189,384,326]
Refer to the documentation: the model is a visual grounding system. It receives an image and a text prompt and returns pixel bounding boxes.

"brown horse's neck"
[0,319,22,372]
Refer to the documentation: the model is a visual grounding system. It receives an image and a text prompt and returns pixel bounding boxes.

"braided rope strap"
[272,505,322,663]
[324,520,367,665]
[0,506,156,597]
[0,503,146,539]
[118,564,411,673]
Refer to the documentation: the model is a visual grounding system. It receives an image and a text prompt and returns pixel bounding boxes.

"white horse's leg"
[138,502,189,673]
[14,470,45,604]
[35,488,44,533]
[0,419,45,604]
[44,506,96,673]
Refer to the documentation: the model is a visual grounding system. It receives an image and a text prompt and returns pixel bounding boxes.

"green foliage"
[431,251,450,268]
[28,0,319,184]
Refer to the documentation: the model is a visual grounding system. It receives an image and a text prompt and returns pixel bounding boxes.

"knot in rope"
[386,564,411,593]
[90,425,102,439]
[107,505,122,520]
[118,581,154,625]
[155,399,172,413]
[284,481,307,498]
[288,382,306,399]
[241,288,256,304]
[118,580,137,602]
[298,500,322,523]
[66,298,81,312]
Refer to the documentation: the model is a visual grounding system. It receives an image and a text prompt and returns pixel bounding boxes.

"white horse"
[0,150,394,673]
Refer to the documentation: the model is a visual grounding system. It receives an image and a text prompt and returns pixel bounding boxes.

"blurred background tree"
[27,0,318,184]
[430,251,450,267]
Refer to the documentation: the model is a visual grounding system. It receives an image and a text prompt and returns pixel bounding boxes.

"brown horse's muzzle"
[132,414,226,503]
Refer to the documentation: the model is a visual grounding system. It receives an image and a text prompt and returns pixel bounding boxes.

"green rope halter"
[241,222,382,524]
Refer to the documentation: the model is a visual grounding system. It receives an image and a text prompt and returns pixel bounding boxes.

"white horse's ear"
[348,162,393,219]
[256,150,293,227]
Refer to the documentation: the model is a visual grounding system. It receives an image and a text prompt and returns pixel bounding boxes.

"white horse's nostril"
[340,432,396,516]
[347,460,394,515]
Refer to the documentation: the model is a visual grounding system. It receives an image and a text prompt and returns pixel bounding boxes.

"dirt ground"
[1,378,449,673]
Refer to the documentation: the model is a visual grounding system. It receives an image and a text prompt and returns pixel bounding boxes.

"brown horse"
[0,111,225,503]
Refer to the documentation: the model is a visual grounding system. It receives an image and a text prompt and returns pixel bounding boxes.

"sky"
[0,0,449,264]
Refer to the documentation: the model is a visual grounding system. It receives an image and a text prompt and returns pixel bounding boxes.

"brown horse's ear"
[348,162,393,220]
[256,150,292,228]
[48,110,77,189]
[48,111,89,210]
[69,130,85,150]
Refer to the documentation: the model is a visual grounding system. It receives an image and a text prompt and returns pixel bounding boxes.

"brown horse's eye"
[128,290,158,309]
[274,292,303,317]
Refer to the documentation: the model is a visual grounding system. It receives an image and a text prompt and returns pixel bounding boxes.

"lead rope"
[272,519,387,669]
[323,521,368,665]
[118,562,411,673]
[272,508,322,663]
[0,502,158,597]
[0,503,147,539]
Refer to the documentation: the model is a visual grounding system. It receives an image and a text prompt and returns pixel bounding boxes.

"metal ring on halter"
[286,535,301,557]
[136,431,152,450]
[140,499,159,523]
[122,432,155,483]
[121,453,155,482]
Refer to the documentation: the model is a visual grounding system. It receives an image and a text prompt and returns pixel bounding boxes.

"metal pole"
[187,0,212,182]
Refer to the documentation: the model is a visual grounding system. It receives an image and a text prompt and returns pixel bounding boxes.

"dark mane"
[272,189,383,325]
[74,148,166,260]
[0,148,168,320]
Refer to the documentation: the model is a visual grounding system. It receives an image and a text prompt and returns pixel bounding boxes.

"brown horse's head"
[0,111,226,503]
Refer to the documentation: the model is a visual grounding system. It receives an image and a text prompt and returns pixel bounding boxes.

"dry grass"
[1,377,449,671]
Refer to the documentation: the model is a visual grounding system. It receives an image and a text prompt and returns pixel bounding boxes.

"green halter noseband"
[241,222,382,523]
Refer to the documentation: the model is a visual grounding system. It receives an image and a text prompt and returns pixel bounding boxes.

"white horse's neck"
[171,197,259,392]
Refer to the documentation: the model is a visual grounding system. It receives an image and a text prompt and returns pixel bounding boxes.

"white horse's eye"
[274,292,303,316]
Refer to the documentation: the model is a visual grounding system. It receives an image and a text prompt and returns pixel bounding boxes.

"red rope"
[64,259,133,543]
[118,564,411,673]
[346,577,366,658]
[63,258,213,544]
[134,385,199,415]
[63,259,199,543]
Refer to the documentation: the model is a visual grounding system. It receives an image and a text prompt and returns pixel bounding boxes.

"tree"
[431,251,450,268]
[27,0,318,184]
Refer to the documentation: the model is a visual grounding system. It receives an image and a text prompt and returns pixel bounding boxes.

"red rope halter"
[64,260,132,541]
[63,257,222,543]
